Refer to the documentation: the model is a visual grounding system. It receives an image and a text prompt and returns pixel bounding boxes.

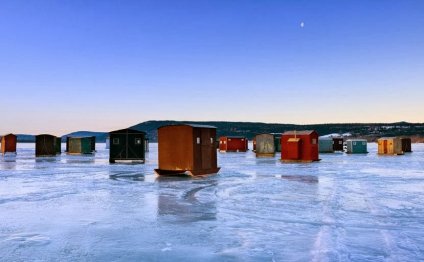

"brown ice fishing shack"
[36,134,61,156]
[401,137,412,153]
[1,133,17,154]
[155,124,220,176]
[332,137,344,151]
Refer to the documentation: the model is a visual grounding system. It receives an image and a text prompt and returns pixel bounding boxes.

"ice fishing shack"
[345,139,368,154]
[219,136,248,152]
[401,137,412,153]
[35,134,61,156]
[1,134,17,154]
[377,137,403,155]
[108,128,146,163]
[274,135,282,152]
[318,136,334,153]
[332,137,344,151]
[281,130,319,162]
[255,134,275,157]
[66,137,95,155]
[155,124,220,176]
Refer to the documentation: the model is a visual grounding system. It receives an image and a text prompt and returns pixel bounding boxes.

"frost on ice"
[1,143,424,261]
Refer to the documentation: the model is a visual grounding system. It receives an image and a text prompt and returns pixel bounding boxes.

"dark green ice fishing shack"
[109,128,146,163]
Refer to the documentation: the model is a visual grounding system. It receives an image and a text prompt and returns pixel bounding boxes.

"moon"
[300,22,305,28]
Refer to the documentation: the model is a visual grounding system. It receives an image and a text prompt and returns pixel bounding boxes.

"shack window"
[220,141,222,144]
[113,138,120,145]
[241,139,244,141]
[353,142,356,145]
[339,141,342,144]
[210,138,213,144]
[197,137,200,144]
[362,142,366,145]
[224,141,226,144]
[228,139,232,141]
[312,139,317,144]
[135,138,142,145]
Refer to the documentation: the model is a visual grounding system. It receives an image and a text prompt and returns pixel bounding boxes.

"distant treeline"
[15,120,424,143]
[131,120,424,143]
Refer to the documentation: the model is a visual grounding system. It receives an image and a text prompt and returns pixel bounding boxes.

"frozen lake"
[1,143,424,261]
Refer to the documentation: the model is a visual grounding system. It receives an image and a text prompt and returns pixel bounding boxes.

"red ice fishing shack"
[1,134,17,154]
[219,136,248,152]
[281,130,319,162]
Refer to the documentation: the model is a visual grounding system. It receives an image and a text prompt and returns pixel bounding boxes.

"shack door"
[384,140,388,154]
[111,133,127,159]
[201,129,212,170]
[287,138,301,160]
[128,134,144,159]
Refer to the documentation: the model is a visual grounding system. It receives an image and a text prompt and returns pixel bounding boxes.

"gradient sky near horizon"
[1,0,423,135]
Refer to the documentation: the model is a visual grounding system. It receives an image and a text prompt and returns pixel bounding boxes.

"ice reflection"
[65,156,95,164]
[280,175,319,184]
[35,157,60,165]
[1,155,17,170]
[109,171,145,182]
[157,177,218,222]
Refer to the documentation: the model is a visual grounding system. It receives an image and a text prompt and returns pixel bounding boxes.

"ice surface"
[1,143,424,261]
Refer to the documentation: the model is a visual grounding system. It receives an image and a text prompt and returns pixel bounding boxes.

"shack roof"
[158,124,217,129]
[283,130,317,136]
[220,136,246,139]
[36,134,57,138]
[2,133,16,137]
[67,136,95,139]
[378,137,398,140]
[319,136,333,140]
[346,139,367,142]
[109,128,146,135]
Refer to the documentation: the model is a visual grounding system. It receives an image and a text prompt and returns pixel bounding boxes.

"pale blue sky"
[1,0,423,135]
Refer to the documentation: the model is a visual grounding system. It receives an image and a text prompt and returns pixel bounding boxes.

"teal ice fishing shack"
[345,139,368,154]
